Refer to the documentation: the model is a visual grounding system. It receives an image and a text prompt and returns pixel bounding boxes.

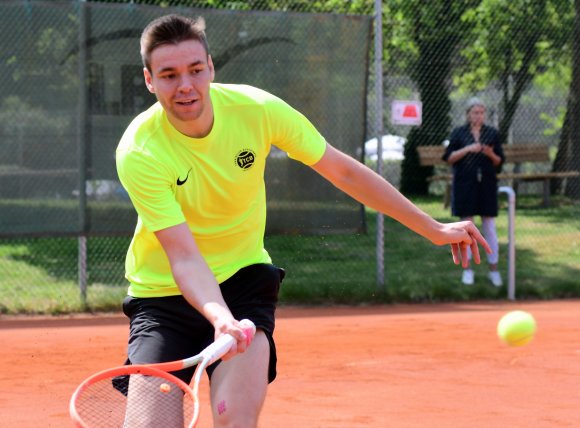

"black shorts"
[121,263,285,384]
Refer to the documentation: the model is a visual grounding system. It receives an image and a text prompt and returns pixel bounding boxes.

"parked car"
[362,134,406,161]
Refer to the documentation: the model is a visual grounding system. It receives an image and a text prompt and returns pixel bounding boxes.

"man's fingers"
[239,319,256,347]
[451,243,460,265]
[460,243,469,268]
[466,222,492,254]
[471,239,481,264]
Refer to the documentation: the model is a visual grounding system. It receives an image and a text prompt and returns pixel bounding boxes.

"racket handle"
[201,319,256,364]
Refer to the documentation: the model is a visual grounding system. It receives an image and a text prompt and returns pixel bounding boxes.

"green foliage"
[459,0,572,88]
[540,106,567,137]
[455,0,574,142]
[89,0,374,14]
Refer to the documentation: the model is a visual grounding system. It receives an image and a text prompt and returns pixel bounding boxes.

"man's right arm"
[154,223,249,355]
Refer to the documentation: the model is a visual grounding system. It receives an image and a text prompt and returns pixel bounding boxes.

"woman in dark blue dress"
[443,98,505,286]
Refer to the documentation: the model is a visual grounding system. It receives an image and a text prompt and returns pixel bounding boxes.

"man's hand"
[214,318,256,361]
[432,221,492,268]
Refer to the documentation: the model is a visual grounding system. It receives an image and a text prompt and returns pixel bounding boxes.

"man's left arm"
[310,143,491,266]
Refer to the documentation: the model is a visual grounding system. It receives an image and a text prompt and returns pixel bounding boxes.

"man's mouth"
[176,99,196,106]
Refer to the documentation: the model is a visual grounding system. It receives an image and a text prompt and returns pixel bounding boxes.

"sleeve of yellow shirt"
[264,94,327,166]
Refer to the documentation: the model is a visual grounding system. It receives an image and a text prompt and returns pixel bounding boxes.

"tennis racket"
[70,319,256,428]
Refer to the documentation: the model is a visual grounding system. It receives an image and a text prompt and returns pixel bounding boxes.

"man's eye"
[161,74,175,79]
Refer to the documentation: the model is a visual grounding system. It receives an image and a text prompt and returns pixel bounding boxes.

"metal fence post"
[498,186,516,300]
[77,0,88,303]
[374,0,385,291]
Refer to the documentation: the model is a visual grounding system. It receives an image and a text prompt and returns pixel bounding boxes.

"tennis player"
[116,14,492,428]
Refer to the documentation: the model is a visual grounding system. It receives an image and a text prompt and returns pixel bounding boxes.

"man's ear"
[143,67,155,93]
[208,55,215,82]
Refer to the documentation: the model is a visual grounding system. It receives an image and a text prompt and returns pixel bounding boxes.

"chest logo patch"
[235,149,256,170]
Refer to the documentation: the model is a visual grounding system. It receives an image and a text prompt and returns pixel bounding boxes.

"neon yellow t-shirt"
[116,83,327,297]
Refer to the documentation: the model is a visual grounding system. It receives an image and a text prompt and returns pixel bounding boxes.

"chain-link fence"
[1,0,579,314]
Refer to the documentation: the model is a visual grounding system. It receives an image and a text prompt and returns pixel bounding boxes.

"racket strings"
[74,373,195,428]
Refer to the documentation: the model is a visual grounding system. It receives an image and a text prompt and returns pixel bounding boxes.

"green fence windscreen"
[0,1,371,236]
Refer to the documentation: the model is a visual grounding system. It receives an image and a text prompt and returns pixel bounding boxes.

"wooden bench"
[417,144,580,207]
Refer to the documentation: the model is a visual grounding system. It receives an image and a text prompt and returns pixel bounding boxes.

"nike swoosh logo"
[176,168,191,186]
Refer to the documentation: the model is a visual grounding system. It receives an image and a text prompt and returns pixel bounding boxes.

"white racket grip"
[201,320,256,365]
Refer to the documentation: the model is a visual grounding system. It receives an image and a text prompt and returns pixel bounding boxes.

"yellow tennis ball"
[159,383,171,393]
[497,311,536,347]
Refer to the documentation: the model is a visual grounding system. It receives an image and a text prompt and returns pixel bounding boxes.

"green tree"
[557,0,580,198]
[88,0,373,13]
[399,0,479,195]
[456,0,573,145]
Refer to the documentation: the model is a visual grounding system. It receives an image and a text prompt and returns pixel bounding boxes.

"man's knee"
[210,332,269,427]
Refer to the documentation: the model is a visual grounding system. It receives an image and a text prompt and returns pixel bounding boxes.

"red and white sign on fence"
[391,100,422,126]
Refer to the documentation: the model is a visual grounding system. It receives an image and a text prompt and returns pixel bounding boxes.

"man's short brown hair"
[140,14,210,72]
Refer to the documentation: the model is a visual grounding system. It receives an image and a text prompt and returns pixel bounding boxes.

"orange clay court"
[2,300,579,428]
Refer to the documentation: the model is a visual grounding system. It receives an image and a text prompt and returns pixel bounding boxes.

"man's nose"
[177,75,194,92]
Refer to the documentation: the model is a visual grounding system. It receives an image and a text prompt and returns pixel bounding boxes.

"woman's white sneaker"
[488,271,503,287]
[462,269,474,285]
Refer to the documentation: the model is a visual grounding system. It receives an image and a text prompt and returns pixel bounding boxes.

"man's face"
[144,40,215,130]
